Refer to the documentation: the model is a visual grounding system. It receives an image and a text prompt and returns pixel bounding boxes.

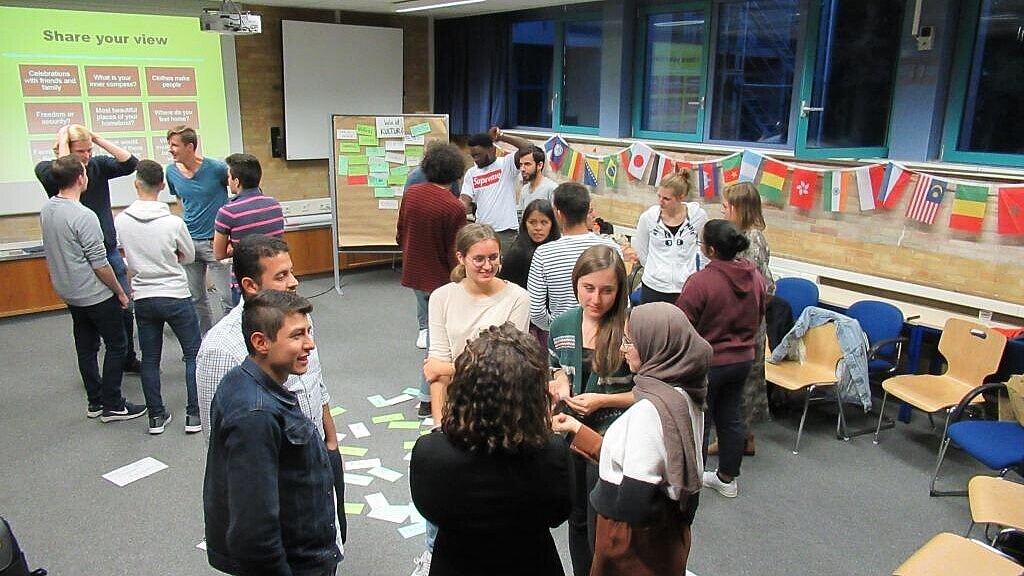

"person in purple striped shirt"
[213,153,285,304]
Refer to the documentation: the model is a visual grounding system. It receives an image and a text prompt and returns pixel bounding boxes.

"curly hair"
[442,323,551,455]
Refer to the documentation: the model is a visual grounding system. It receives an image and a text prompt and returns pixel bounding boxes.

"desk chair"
[874,319,1007,494]
[845,300,907,381]
[774,277,819,323]
[892,532,1022,576]
[765,322,846,454]
[967,476,1024,544]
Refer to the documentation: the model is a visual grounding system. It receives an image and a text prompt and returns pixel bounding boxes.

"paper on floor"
[102,457,168,487]
[367,466,403,482]
[399,522,427,539]
[348,422,371,438]
[344,458,382,471]
[343,473,374,486]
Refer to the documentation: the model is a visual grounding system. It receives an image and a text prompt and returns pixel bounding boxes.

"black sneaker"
[417,401,432,419]
[123,357,142,373]
[148,413,172,435]
[100,402,147,423]
[184,414,202,434]
[87,403,103,418]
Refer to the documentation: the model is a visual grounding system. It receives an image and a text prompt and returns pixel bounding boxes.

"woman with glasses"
[547,245,635,576]
[633,171,709,304]
[552,302,711,576]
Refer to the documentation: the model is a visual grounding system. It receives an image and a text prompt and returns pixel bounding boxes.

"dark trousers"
[68,296,127,409]
[107,246,138,363]
[135,297,202,418]
[640,283,680,305]
[704,361,753,478]
[568,449,598,576]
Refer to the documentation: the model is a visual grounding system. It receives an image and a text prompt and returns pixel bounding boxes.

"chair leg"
[793,385,814,455]
[930,409,966,497]
[965,520,975,538]
[834,388,850,441]
[873,391,889,444]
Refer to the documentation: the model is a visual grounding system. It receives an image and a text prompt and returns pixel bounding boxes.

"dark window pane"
[710,0,799,143]
[641,10,706,133]
[957,0,1024,155]
[805,0,903,149]
[511,21,554,128]
[561,21,602,128]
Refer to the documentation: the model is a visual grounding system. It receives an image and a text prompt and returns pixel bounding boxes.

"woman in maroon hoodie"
[676,219,766,498]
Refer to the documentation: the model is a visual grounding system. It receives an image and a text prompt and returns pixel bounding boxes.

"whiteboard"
[282,21,403,160]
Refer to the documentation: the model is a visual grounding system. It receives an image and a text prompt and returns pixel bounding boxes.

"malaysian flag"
[905,174,947,225]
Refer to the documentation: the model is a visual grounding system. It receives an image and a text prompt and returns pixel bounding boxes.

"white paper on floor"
[368,505,410,524]
[381,393,414,406]
[403,452,412,462]
[196,540,207,551]
[335,432,346,442]
[367,466,403,482]
[344,458,382,471]
[102,457,168,487]
[348,422,371,438]
[422,417,435,427]
[365,492,390,510]
[343,473,374,486]
[399,522,427,539]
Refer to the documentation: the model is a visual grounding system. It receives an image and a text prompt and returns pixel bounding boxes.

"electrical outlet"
[316,199,333,213]
[280,201,298,216]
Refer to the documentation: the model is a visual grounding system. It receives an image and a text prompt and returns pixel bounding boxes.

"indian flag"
[948,183,989,233]
[822,171,847,213]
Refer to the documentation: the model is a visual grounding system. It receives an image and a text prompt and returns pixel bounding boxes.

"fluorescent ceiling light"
[394,0,486,13]
[653,19,706,27]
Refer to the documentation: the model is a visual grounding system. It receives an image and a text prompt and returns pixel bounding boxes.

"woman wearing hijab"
[552,302,712,576]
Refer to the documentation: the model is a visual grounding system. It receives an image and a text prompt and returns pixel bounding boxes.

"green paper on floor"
[371,413,404,424]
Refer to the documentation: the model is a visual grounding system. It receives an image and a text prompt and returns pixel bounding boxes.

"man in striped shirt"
[527,182,622,331]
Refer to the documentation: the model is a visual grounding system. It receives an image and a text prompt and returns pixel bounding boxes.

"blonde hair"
[450,223,500,282]
[572,245,628,376]
[659,171,695,200]
[54,124,92,155]
[722,182,766,231]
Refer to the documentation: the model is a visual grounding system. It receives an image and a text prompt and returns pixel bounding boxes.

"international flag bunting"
[649,154,675,187]
[788,168,819,210]
[627,143,654,181]
[756,158,788,204]
[605,154,619,188]
[544,136,568,172]
[948,183,989,233]
[997,186,1024,235]
[699,162,719,199]
[739,150,763,183]
[822,171,847,213]
[675,161,693,174]
[582,156,600,188]
[878,163,911,209]
[854,165,886,211]
[905,174,947,225]
[616,149,632,181]
[566,149,584,182]
[720,154,742,186]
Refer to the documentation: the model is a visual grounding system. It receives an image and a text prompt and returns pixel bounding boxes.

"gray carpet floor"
[0,266,999,575]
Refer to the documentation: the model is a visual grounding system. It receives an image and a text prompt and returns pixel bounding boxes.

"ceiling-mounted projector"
[200,1,261,35]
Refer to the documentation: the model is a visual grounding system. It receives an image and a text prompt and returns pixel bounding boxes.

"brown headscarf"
[629,302,712,499]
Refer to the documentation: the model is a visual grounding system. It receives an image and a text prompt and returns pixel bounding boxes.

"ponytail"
[702,219,749,260]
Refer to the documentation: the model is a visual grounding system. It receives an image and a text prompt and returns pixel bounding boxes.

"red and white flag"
[627,142,654,181]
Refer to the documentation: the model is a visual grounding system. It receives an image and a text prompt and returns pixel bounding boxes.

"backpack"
[0,516,46,576]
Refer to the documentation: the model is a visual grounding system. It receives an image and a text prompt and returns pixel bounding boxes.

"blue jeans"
[135,297,202,418]
[67,296,127,409]
[107,247,139,362]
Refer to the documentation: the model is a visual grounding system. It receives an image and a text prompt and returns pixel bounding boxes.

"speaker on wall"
[270,126,284,158]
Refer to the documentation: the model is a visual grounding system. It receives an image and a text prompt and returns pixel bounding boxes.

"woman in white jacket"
[633,171,708,304]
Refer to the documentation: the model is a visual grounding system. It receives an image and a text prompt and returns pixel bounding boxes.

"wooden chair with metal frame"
[765,322,847,455]
[967,476,1024,546]
[873,318,1007,490]
[892,532,1022,576]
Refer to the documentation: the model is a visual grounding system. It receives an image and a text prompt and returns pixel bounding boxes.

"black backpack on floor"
[0,516,46,576]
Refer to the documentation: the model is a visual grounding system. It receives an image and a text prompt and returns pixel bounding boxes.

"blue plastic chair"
[774,277,819,323]
[931,381,1024,496]
[845,300,907,380]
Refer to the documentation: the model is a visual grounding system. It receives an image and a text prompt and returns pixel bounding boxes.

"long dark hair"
[702,219,750,261]
[442,323,552,455]
[514,199,561,251]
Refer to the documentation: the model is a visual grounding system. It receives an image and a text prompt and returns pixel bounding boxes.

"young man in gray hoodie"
[115,159,202,434]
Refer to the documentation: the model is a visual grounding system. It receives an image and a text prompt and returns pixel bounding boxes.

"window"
[709,0,799,144]
[943,0,1024,166]
[559,20,603,131]
[510,21,554,128]
[635,7,708,140]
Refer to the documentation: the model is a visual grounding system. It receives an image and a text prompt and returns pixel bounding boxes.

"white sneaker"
[409,550,431,576]
[702,470,738,498]
[416,329,428,349]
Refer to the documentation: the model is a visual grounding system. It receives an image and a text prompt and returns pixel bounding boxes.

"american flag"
[905,174,946,225]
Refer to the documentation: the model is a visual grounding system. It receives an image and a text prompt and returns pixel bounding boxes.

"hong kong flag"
[788,168,819,210]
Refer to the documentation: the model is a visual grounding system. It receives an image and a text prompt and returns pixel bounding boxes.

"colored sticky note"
[403,440,417,450]
[402,387,420,396]
[368,175,388,188]
[338,446,368,457]
[390,165,409,176]
[356,124,375,136]
[330,406,346,417]
[365,147,386,158]
[409,123,431,136]
[388,421,421,430]
[371,413,405,424]
[374,188,394,198]
[345,155,368,165]
[387,173,408,186]
[406,157,422,167]
[336,156,349,176]
[358,134,379,146]
[368,158,389,173]
[344,502,365,515]
[385,152,405,164]
[347,175,368,186]
[340,142,361,153]
[405,145,424,158]
[348,165,369,177]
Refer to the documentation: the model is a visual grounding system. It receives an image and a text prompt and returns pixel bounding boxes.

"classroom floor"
[0,267,993,575]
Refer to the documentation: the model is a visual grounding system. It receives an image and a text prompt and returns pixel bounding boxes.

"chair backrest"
[846,300,904,357]
[803,322,843,370]
[939,318,1008,386]
[775,277,819,323]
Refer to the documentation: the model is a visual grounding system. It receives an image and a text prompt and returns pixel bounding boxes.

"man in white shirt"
[516,146,557,213]
[459,127,533,251]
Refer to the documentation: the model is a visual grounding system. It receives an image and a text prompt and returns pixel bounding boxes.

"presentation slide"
[0,6,231,216]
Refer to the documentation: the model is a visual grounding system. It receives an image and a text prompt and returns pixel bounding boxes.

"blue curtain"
[434,16,510,135]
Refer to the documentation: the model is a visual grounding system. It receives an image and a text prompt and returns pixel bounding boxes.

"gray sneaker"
[100,402,147,423]
[149,413,172,435]
[184,414,203,434]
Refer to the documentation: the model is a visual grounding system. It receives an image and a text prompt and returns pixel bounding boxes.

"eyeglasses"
[621,334,634,348]
[468,254,501,267]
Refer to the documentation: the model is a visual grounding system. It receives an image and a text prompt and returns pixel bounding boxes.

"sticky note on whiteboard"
[378,199,399,210]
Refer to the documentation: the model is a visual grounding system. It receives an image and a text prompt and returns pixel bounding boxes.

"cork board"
[330,114,448,251]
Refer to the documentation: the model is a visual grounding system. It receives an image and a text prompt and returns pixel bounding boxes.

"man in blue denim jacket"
[203,290,341,576]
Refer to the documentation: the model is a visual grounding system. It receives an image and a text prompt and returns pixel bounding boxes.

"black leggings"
[704,361,753,478]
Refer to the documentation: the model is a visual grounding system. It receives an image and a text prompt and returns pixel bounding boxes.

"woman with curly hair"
[410,323,572,576]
